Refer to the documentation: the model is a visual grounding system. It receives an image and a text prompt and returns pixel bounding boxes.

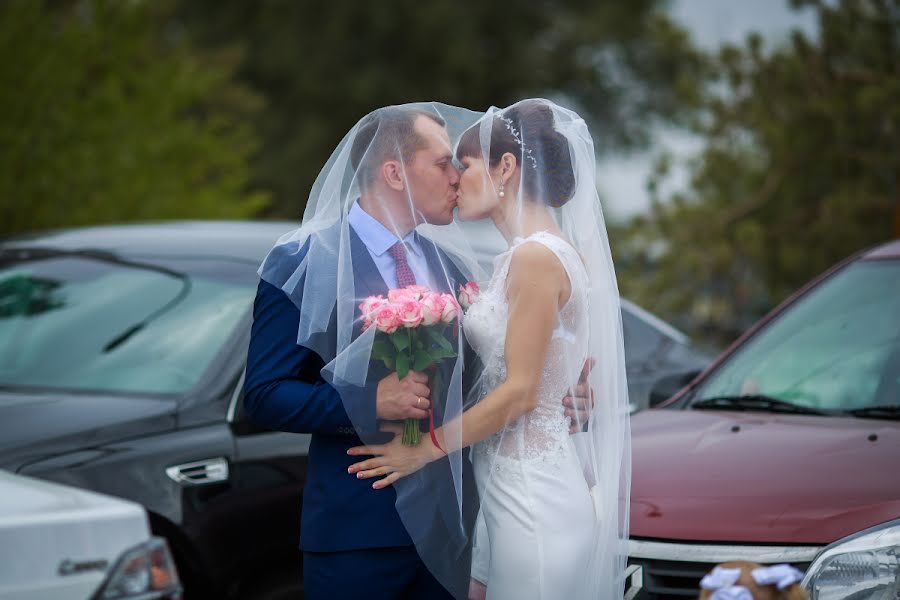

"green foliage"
[413,350,433,373]
[174,0,706,217]
[395,351,410,381]
[371,324,457,375]
[425,325,453,353]
[391,330,411,353]
[617,0,900,346]
[0,0,269,237]
[370,339,393,359]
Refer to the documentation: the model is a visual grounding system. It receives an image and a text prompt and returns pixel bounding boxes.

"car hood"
[0,390,176,471]
[630,409,900,544]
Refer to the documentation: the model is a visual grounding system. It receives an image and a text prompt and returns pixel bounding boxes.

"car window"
[694,260,900,411]
[0,253,257,395]
[622,309,666,365]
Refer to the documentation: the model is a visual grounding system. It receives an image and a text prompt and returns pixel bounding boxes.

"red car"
[627,240,900,599]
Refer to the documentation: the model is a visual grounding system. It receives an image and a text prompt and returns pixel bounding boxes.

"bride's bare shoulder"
[505,240,569,293]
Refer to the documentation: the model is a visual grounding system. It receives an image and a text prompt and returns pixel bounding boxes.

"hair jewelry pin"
[497,114,539,170]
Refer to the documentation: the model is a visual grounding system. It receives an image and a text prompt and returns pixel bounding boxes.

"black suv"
[0,222,306,599]
[0,221,708,599]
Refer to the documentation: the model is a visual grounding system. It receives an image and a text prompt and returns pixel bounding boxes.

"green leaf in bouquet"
[391,331,410,352]
[382,356,395,370]
[431,369,444,408]
[430,347,458,362]
[425,326,453,352]
[413,350,434,372]
[396,352,410,380]
[371,340,393,360]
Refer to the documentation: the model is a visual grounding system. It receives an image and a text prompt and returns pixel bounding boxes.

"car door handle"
[166,458,230,485]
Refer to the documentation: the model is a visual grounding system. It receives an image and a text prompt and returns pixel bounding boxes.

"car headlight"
[92,537,182,600]
[803,518,900,600]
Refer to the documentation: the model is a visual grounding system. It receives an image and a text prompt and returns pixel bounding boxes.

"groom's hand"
[563,358,596,433]
[376,371,432,421]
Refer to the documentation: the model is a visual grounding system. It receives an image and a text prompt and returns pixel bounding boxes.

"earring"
[498,182,505,198]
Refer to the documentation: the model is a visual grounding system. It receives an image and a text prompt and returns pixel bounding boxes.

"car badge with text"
[58,559,109,576]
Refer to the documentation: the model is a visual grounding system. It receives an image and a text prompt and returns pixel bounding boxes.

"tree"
[0,0,269,237]
[617,0,900,346]
[174,0,706,217]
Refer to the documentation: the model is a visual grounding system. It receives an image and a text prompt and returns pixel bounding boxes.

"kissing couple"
[245,99,631,600]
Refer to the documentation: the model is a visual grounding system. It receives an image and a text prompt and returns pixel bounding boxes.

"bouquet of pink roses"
[359,282,478,445]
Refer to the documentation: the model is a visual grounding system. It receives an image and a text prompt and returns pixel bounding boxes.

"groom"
[244,106,593,599]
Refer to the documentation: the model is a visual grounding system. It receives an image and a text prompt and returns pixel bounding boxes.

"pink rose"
[458,281,480,309]
[388,288,419,303]
[395,299,424,328]
[440,293,461,323]
[359,295,387,330]
[420,292,447,326]
[373,304,401,334]
[405,285,431,300]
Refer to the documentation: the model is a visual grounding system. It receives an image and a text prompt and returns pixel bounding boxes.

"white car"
[0,470,181,600]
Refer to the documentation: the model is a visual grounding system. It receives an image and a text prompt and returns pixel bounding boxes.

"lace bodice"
[463,232,590,467]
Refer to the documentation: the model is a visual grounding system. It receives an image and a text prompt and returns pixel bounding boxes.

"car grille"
[628,557,716,598]
[626,539,819,599]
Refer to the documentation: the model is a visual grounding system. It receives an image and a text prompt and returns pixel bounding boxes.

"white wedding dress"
[463,232,600,600]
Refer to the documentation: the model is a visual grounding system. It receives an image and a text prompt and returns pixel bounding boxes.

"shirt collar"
[348,201,422,257]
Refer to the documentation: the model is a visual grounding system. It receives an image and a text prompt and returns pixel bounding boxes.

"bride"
[348,99,631,599]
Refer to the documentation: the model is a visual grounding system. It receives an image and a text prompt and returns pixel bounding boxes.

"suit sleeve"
[243,279,377,436]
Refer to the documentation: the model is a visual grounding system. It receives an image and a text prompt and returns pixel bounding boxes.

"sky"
[597,0,819,222]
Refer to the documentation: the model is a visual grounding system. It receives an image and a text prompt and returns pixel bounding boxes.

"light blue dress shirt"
[347,201,436,291]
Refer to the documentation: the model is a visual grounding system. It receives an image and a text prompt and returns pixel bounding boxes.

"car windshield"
[692,260,900,413]
[0,250,258,395]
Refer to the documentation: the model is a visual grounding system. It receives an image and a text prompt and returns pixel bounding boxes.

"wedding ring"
[417,397,422,408]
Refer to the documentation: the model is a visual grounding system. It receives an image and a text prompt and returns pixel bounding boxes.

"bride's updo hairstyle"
[456,100,577,208]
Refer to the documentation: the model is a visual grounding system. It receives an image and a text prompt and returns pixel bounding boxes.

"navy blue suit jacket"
[244,223,478,554]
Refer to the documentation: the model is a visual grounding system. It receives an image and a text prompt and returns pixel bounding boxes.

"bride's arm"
[348,243,570,488]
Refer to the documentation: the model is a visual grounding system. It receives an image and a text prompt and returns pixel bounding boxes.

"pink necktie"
[388,242,418,288]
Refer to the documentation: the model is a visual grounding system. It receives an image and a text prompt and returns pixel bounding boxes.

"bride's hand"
[564,357,596,433]
[347,423,442,489]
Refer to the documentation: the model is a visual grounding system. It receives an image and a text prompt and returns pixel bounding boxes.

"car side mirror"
[648,369,701,408]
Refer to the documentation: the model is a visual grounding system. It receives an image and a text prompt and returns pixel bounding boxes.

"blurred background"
[2,0,897,350]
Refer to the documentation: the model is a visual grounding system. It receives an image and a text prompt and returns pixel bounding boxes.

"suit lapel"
[416,232,464,294]
[349,224,389,299]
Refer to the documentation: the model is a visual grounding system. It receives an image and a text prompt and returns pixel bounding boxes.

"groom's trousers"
[303,546,454,600]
